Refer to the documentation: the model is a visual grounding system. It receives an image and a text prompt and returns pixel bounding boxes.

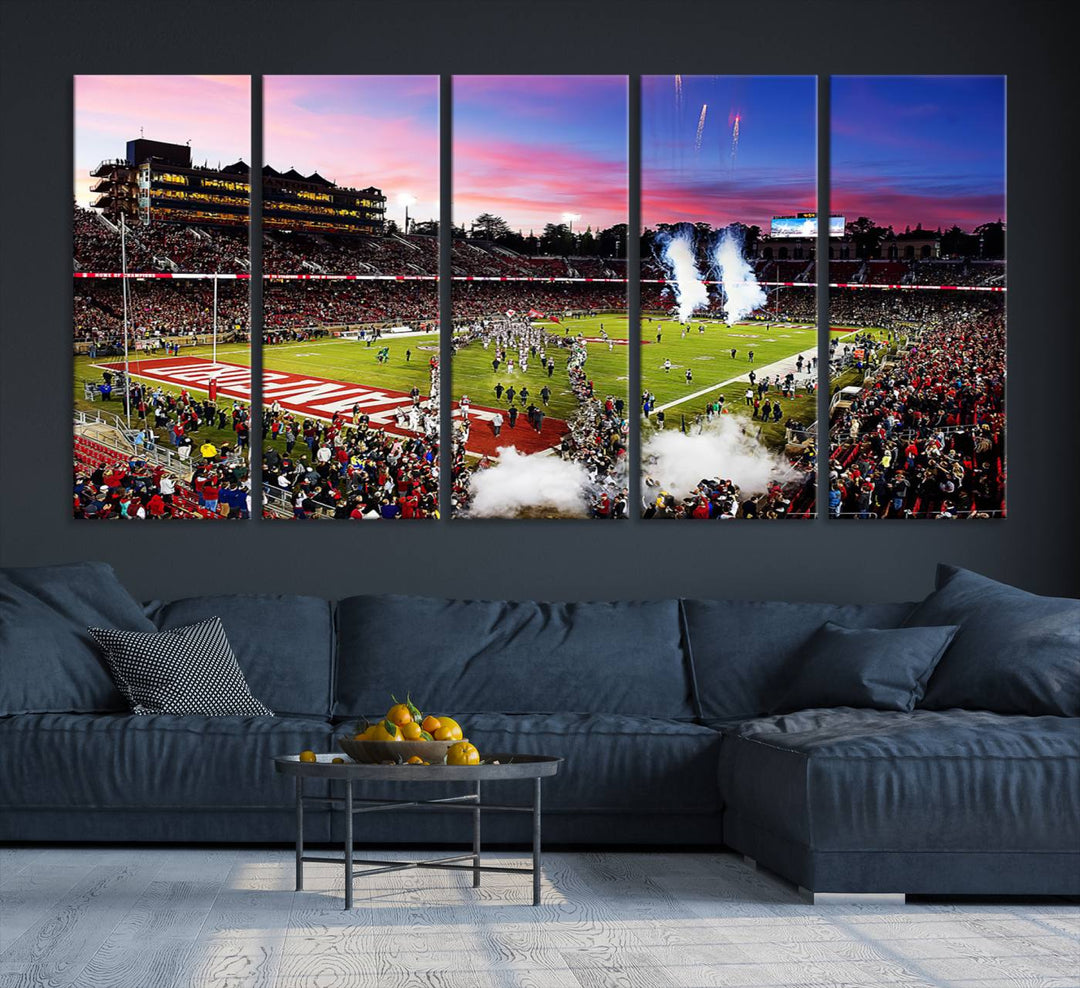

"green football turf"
[74,345,257,456]
[451,315,630,422]
[263,334,439,395]
[72,320,893,459]
[640,316,817,410]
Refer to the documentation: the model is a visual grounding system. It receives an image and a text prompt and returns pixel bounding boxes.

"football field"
[641,315,817,411]
[73,318,883,459]
[451,314,630,423]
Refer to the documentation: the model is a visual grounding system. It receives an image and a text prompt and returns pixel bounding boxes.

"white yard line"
[653,344,819,413]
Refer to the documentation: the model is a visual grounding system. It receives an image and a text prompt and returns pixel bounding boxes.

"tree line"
[386,213,1005,261]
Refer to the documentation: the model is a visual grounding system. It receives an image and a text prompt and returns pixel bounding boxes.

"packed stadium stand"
[74,280,248,343]
[73,433,223,520]
[863,260,910,283]
[74,205,249,274]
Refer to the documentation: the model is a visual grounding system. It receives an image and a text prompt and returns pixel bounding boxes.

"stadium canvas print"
[451,76,629,519]
[73,75,252,520]
[641,76,818,520]
[828,76,1006,520]
[262,76,439,520]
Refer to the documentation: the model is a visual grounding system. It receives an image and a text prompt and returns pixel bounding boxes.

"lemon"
[400,721,423,740]
[298,750,317,763]
[433,716,463,741]
[331,757,344,764]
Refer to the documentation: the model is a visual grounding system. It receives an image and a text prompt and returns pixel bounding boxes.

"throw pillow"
[772,621,959,714]
[88,617,273,717]
[905,564,1080,716]
[0,562,156,715]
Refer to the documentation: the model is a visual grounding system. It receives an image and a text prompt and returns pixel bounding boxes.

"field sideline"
[73,317,886,459]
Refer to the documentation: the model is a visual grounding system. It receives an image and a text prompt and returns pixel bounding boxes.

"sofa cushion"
[0,713,332,811]
[1,562,156,715]
[718,708,1080,854]
[328,712,722,814]
[335,596,692,719]
[144,595,335,717]
[681,599,916,724]
[772,622,958,714]
[905,565,1080,716]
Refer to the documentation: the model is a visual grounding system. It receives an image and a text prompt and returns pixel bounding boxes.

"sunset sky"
[453,76,627,233]
[265,75,439,228]
[73,75,250,208]
[642,75,816,232]
[832,76,1006,232]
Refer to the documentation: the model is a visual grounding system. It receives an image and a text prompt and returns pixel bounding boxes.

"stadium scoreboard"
[771,213,845,238]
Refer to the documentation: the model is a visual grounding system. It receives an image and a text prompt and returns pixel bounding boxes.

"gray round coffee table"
[274,753,562,908]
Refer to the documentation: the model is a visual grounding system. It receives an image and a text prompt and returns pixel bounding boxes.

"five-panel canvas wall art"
[73,75,1005,521]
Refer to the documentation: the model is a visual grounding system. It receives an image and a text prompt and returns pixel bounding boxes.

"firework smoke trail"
[694,103,708,152]
[713,227,767,325]
[730,114,741,169]
[674,74,683,112]
[659,232,710,324]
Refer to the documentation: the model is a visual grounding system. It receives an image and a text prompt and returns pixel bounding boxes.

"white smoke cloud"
[466,447,591,518]
[642,415,797,500]
[659,233,710,323]
[714,227,767,325]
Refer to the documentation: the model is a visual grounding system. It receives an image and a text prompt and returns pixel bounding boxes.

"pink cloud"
[453,138,627,231]
[264,76,439,222]
[454,75,624,112]
[832,181,1005,231]
[643,175,815,230]
[74,75,250,206]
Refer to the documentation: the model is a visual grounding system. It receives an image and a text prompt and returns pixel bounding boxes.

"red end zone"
[98,356,565,457]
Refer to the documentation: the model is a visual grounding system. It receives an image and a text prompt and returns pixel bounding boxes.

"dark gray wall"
[1,0,1077,603]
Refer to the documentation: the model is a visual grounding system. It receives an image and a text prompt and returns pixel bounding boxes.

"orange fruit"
[370,720,402,742]
[331,757,345,764]
[406,755,424,764]
[298,750,317,763]
[386,703,412,727]
[400,721,423,740]
[446,741,480,766]
[433,716,463,741]
[421,715,442,734]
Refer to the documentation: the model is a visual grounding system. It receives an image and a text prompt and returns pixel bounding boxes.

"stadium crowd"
[74,372,252,520]
[261,359,440,520]
[641,469,816,520]
[264,281,437,331]
[74,205,248,273]
[74,281,248,347]
[829,301,1006,519]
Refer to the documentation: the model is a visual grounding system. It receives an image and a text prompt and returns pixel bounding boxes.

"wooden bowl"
[337,737,459,765]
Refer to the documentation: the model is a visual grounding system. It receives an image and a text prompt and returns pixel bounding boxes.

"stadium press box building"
[90,138,387,236]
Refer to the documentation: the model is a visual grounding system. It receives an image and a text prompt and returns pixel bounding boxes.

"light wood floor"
[1,848,1077,988]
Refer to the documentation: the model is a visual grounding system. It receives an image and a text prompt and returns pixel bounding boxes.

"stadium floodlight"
[562,212,581,233]
[398,193,417,235]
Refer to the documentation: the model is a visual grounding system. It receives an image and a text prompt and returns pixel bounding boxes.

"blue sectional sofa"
[1,562,1077,897]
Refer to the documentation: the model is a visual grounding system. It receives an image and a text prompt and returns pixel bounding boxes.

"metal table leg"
[344,779,353,910]
[473,781,481,888]
[295,776,304,891]
[532,777,542,906]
